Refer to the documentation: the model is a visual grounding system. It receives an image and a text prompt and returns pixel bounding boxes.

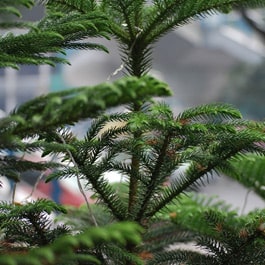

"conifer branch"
[136,132,172,224]
[38,0,96,13]
[0,1,110,69]
[142,0,265,46]
[147,129,265,218]
[0,222,143,265]
[8,76,170,138]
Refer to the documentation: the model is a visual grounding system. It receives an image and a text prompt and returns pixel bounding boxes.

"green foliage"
[0,75,169,183]
[54,203,113,231]
[11,75,171,133]
[45,103,265,223]
[1,0,265,265]
[148,193,265,265]
[99,0,265,76]
[0,199,68,248]
[0,221,143,265]
[0,0,110,69]
[38,0,98,13]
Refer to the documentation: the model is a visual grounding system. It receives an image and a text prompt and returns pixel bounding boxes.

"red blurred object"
[37,181,86,206]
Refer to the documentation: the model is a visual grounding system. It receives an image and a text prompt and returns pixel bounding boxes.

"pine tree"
[1,1,265,265]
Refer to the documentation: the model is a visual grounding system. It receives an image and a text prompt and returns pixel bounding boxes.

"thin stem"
[22,171,45,202]
[11,182,17,204]
[57,133,98,227]
[241,189,252,215]
[23,154,58,202]
[10,152,25,204]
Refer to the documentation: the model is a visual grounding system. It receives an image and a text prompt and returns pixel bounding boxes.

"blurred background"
[1,5,265,212]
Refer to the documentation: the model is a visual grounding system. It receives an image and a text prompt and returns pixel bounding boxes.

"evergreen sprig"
[98,0,265,75]
[0,1,110,69]
[38,0,98,13]
[0,221,143,265]
[9,75,170,136]
[149,194,265,265]
[0,199,68,248]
